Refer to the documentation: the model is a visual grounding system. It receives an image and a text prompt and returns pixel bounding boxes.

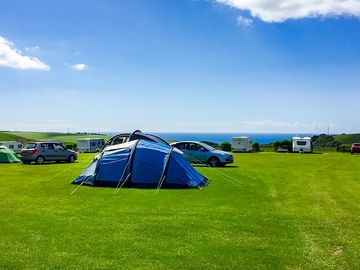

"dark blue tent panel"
[72,140,208,189]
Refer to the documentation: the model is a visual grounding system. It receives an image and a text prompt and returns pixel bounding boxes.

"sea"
[105,132,315,145]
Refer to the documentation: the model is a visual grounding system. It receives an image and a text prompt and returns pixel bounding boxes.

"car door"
[54,143,67,160]
[191,143,209,163]
[174,143,191,161]
[40,143,57,160]
[180,143,206,164]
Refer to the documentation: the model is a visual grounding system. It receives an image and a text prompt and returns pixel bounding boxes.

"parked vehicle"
[0,141,23,154]
[351,143,360,154]
[292,137,312,153]
[231,137,252,152]
[170,141,234,167]
[104,130,169,148]
[77,138,105,153]
[20,142,77,164]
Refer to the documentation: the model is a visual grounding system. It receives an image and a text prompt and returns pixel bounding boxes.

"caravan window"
[18,144,22,148]
[9,145,14,149]
[296,141,307,146]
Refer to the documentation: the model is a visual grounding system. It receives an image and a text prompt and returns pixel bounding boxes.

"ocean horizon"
[105,132,315,144]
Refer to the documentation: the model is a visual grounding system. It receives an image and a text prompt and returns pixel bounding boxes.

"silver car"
[20,142,77,164]
[171,141,234,167]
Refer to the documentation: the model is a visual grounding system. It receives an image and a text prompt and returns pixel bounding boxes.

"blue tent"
[72,139,208,189]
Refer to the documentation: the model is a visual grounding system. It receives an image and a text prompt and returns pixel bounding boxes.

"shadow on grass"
[22,161,79,166]
[192,164,239,168]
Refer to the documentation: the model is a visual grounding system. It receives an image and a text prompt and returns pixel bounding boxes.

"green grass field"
[0,152,359,269]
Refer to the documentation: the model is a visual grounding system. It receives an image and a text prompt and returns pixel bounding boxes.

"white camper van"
[0,141,23,154]
[77,138,105,153]
[231,137,252,152]
[292,137,312,153]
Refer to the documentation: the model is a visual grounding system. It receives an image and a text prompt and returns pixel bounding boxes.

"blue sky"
[1,0,360,133]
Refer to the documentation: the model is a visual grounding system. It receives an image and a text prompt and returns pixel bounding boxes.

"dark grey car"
[20,142,77,164]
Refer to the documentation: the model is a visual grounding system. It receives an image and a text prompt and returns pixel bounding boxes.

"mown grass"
[0,152,359,269]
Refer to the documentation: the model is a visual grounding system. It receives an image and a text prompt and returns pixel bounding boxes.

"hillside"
[0,131,110,145]
[334,133,360,144]
[0,132,20,142]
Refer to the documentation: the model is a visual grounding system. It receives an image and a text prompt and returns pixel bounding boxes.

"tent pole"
[156,146,174,192]
[114,140,140,192]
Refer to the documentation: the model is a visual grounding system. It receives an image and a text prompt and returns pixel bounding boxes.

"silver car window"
[41,143,54,149]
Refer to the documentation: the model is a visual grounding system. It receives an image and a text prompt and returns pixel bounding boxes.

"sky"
[1,0,360,134]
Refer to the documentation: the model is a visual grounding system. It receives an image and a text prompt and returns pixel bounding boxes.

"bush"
[220,142,231,152]
[312,134,341,148]
[65,144,77,150]
[273,140,292,152]
[252,142,260,152]
[338,144,352,153]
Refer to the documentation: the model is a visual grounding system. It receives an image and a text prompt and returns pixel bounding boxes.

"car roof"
[171,141,203,144]
[171,141,213,149]
[29,141,62,144]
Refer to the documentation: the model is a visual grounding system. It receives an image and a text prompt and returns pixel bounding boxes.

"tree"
[220,142,231,152]
[252,142,260,152]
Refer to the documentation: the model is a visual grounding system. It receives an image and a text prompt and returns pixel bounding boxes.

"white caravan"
[0,141,23,154]
[292,137,312,153]
[77,138,105,153]
[231,137,252,152]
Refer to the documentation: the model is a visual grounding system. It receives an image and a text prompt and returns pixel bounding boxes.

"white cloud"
[25,45,40,52]
[238,120,336,133]
[215,0,360,22]
[236,15,253,26]
[70,63,87,71]
[0,36,50,70]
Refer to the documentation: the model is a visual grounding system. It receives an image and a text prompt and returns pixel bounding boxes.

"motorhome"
[231,136,252,152]
[292,137,312,153]
[0,141,23,154]
[77,138,105,153]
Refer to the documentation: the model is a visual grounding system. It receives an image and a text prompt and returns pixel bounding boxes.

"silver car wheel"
[68,155,75,163]
[208,157,219,167]
[36,156,44,164]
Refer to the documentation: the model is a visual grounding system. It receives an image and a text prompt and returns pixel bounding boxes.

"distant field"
[334,134,360,144]
[0,152,359,269]
[0,132,19,141]
[0,131,111,145]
